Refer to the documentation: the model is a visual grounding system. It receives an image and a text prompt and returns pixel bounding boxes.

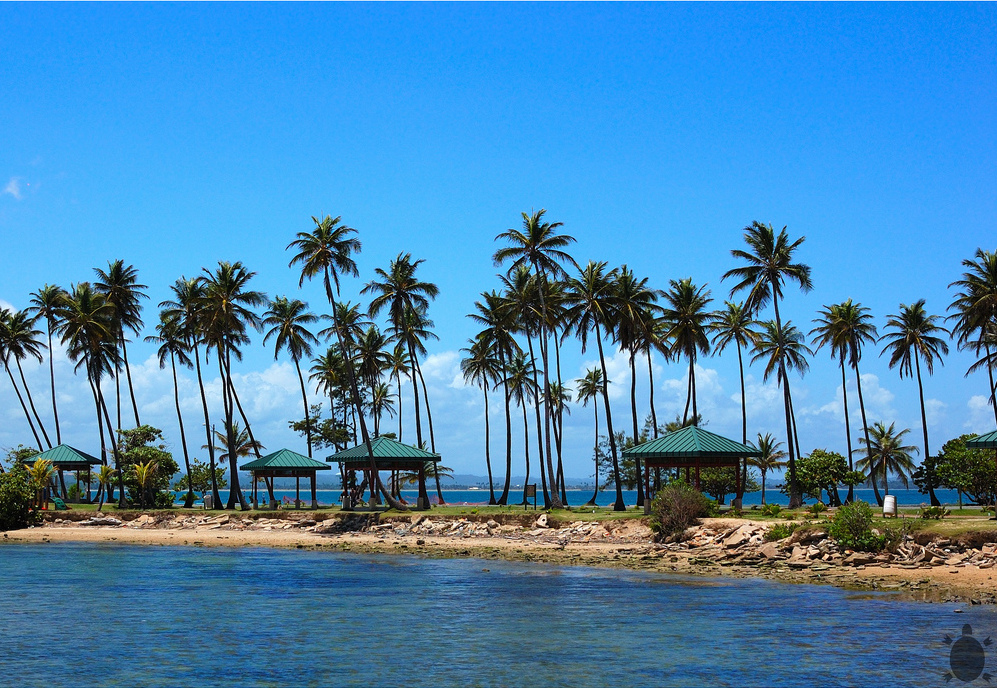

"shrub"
[807,502,828,518]
[649,482,715,540]
[764,522,799,541]
[828,500,884,552]
[760,503,781,517]
[919,505,950,520]
[0,464,41,531]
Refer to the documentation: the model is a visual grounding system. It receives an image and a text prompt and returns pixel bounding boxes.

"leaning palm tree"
[856,421,918,502]
[576,366,605,506]
[494,209,576,510]
[563,261,626,511]
[948,249,997,425]
[287,215,404,509]
[879,300,949,507]
[460,337,502,505]
[93,260,148,428]
[661,278,712,425]
[750,320,813,505]
[723,222,812,507]
[263,296,320,457]
[28,284,68,444]
[0,309,50,449]
[145,313,196,506]
[748,433,786,505]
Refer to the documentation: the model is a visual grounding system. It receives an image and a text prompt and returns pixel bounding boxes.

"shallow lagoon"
[3,542,995,687]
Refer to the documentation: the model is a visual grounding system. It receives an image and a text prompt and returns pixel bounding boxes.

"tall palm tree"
[460,337,502,505]
[504,351,537,504]
[750,319,813,504]
[576,366,605,506]
[28,284,68,444]
[748,433,786,505]
[468,291,522,505]
[856,421,918,501]
[0,309,51,449]
[661,278,712,425]
[564,261,627,511]
[547,380,572,505]
[199,261,266,510]
[400,307,445,502]
[709,300,757,505]
[287,215,405,510]
[263,296,320,457]
[385,342,411,442]
[723,221,812,507]
[93,260,147,428]
[810,299,877,504]
[613,266,661,506]
[879,299,949,507]
[948,249,997,425]
[145,313,196,507]
[494,209,576,510]
[354,326,391,401]
[160,276,222,509]
[368,381,396,437]
[310,346,350,450]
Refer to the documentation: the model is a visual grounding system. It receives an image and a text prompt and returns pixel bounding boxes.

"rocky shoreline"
[8,510,997,605]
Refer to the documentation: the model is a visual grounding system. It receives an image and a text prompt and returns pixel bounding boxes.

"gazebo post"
[295,475,301,509]
[694,458,701,491]
[251,473,258,509]
[310,472,317,509]
[733,459,741,509]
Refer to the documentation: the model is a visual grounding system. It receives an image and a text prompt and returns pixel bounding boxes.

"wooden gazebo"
[327,436,440,510]
[623,426,760,507]
[240,449,331,509]
[966,429,997,519]
[27,444,102,501]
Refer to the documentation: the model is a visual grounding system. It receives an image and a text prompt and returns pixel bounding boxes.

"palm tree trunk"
[682,364,693,424]
[119,322,141,426]
[483,384,495,505]
[629,351,645,507]
[761,469,767,505]
[532,265,562,510]
[294,358,313,457]
[414,356,445,504]
[171,351,195,508]
[46,321,61,444]
[521,399,531,505]
[95,376,126,508]
[690,356,699,425]
[734,343,747,505]
[595,323,626,511]
[840,362,854,503]
[586,402,599,506]
[396,370,403,442]
[193,342,222,509]
[647,350,658,438]
[16,359,51,448]
[914,354,941,506]
[987,341,997,426]
[771,293,801,508]
[5,363,43,449]
[497,347,513,505]
[554,334,568,506]
[526,336,551,508]
[854,362,879,505]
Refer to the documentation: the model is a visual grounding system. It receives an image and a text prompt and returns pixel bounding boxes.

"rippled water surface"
[2,543,994,687]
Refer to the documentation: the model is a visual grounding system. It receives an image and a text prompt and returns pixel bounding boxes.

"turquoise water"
[3,543,995,687]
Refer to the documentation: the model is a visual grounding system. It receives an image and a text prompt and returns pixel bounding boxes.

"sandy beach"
[5,510,996,606]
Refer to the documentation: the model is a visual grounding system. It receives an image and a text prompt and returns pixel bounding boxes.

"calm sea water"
[193,487,967,508]
[2,542,995,687]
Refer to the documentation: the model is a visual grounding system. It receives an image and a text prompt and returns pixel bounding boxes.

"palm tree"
[750,319,813,504]
[723,222,813,507]
[199,261,266,510]
[132,460,158,509]
[564,261,626,511]
[205,422,265,464]
[460,337,502,505]
[576,366,605,506]
[28,284,68,444]
[709,301,757,505]
[494,209,576,510]
[95,465,116,510]
[613,266,661,506]
[879,300,949,506]
[287,215,404,510]
[748,433,786,505]
[160,276,222,509]
[263,296,320,457]
[547,380,572,505]
[948,249,997,425]
[0,309,51,449]
[385,343,411,442]
[93,260,148,428]
[856,421,918,500]
[504,351,537,504]
[145,313,196,507]
[661,278,712,425]
[469,291,522,505]
[400,307,445,502]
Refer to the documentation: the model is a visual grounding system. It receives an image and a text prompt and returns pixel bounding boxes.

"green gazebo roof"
[622,425,761,458]
[966,430,997,449]
[240,449,332,472]
[26,444,102,469]
[328,436,440,463]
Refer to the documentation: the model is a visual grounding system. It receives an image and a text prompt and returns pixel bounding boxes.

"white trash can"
[883,494,897,517]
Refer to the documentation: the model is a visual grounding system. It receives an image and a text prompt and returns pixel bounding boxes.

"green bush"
[828,500,884,552]
[918,505,950,520]
[760,503,782,517]
[0,464,41,531]
[807,502,828,518]
[764,522,799,541]
[649,481,715,540]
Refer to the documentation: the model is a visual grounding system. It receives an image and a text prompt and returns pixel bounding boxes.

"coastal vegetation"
[0,213,994,519]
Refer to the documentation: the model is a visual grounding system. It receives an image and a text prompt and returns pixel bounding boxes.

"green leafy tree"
[935,434,997,508]
[0,462,41,530]
[795,449,848,505]
[117,425,179,508]
[173,459,228,496]
[700,466,760,504]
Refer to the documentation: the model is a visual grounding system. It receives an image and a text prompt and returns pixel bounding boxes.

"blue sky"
[1,3,995,481]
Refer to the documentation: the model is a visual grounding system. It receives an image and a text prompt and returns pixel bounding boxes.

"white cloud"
[965,395,996,432]
[3,177,22,200]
